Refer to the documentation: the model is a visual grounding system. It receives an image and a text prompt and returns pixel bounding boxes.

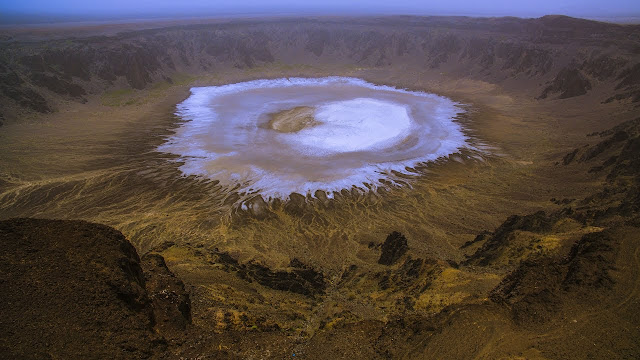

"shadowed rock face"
[0,64,51,113]
[0,218,191,359]
[463,211,561,267]
[377,256,440,293]
[208,249,326,297]
[29,72,87,98]
[378,231,409,265]
[538,67,592,99]
[1,16,638,114]
[490,230,619,324]
[141,253,192,336]
[560,116,640,225]
[2,110,640,357]
[241,259,326,297]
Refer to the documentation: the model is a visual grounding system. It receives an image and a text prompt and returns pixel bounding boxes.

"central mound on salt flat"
[158,77,467,198]
[267,106,319,133]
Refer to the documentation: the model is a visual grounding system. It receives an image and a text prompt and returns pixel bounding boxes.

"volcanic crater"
[1,15,639,359]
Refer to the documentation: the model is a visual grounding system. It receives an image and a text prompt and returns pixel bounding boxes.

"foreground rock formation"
[0,219,190,359]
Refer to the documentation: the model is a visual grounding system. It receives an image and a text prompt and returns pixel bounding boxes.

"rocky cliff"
[1,15,639,115]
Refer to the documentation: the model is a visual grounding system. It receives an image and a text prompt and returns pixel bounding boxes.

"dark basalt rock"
[0,218,165,359]
[379,257,428,290]
[209,249,326,297]
[563,118,640,177]
[363,256,442,311]
[141,253,191,336]
[607,136,640,181]
[378,231,409,265]
[240,260,326,297]
[464,211,559,267]
[604,90,640,104]
[539,67,592,99]
[460,230,491,249]
[580,130,629,162]
[563,231,619,288]
[490,230,619,324]
[564,117,640,224]
[9,87,51,113]
[597,117,640,138]
[562,148,579,165]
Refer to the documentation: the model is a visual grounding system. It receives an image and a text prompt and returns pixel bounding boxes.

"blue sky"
[1,0,639,19]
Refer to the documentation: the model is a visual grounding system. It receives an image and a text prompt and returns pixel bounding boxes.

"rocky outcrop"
[563,117,640,166]
[377,256,439,292]
[141,253,191,336]
[241,259,326,297]
[615,62,640,90]
[490,230,619,323]
[538,67,592,99]
[581,55,627,80]
[559,117,640,224]
[0,218,191,359]
[603,62,640,104]
[465,113,640,327]
[463,210,561,267]
[378,231,409,265]
[209,249,326,297]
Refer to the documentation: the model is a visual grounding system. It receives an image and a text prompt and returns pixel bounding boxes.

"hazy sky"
[2,0,639,20]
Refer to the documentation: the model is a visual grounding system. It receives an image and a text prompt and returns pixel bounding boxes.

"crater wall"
[1,15,639,117]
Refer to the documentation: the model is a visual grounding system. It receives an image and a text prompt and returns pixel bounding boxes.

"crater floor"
[158,77,466,198]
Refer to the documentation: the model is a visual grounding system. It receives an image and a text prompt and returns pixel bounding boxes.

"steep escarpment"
[1,16,639,117]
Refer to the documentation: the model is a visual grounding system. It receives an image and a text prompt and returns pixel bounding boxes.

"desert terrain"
[1,15,639,359]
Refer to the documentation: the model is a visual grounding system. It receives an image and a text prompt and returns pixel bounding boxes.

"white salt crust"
[158,77,467,199]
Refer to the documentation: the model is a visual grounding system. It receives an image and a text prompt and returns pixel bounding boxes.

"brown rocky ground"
[0,218,189,359]
[0,15,639,359]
